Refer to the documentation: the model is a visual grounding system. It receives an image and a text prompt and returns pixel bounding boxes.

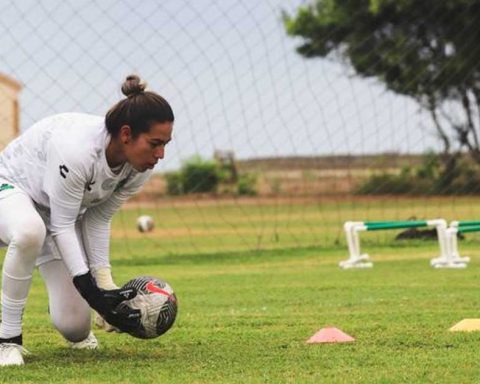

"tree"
[284,0,480,187]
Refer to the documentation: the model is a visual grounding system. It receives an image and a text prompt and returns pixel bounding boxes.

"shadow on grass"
[112,245,340,267]
[25,346,168,366]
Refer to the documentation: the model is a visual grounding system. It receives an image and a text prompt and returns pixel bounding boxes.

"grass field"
[117,195,480,257]
[3,198,480,383]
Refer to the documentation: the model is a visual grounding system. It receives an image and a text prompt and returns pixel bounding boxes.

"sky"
[0,0,441,171]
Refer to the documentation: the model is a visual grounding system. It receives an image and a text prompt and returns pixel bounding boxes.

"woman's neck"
[106,137,126,168]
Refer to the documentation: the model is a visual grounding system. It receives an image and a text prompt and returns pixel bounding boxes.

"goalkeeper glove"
[73,271,140,333]
[93,267,121,332]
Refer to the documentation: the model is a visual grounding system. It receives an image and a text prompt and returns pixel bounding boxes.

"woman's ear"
[119,125,132,144]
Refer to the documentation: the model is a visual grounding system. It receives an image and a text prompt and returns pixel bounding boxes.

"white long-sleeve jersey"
[0,113,152,276]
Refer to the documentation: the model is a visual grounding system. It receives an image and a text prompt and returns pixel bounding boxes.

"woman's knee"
[51,306,91,342]
[10,218,46,254]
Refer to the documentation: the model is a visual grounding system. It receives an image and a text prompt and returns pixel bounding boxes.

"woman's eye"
[150,141,168,148]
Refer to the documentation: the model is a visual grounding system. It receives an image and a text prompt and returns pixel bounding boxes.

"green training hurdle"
[364,221,433,230]
[453,220,480,228]
[340,219,455,269]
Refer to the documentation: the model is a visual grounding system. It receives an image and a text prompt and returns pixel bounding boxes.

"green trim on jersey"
[0,183,14,192]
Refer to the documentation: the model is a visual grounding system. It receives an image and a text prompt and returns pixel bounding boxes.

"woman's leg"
[0,191,46,340]
[38,259,91,343]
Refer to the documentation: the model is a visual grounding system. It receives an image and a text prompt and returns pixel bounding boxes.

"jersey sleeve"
[80,169,152,270]
[43,140,92,277]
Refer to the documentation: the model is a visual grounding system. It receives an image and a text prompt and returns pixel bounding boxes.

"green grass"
[117,196,480,256]
[4,244,480,383]
[3,198,480,382]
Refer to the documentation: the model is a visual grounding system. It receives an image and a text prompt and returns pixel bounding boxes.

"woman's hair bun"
[121,74,147,97]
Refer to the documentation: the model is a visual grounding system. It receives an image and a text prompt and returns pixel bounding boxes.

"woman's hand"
[73,271,141,333]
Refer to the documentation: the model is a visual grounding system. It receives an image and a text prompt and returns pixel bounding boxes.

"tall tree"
[284,0,480,184]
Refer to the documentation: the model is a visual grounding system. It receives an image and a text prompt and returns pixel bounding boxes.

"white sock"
[1,239,37,339]
[0,292,26,339]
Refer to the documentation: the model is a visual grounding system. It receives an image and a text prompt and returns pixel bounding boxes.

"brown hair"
[105,75,174,138]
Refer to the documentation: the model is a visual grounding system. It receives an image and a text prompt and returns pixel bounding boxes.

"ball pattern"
[119,276,177,339]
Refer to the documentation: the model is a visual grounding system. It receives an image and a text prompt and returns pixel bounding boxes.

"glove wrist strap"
[93,267,118,290]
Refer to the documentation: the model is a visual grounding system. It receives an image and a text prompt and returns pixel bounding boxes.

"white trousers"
[0,182,90,342]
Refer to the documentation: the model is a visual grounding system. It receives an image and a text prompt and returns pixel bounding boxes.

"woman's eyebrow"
[150,138,171,144]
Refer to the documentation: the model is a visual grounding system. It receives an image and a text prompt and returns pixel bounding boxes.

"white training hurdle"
[442,220,480,268]
[340,219,467,269]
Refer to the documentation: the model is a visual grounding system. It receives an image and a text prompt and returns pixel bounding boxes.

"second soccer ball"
[137,215,154,233]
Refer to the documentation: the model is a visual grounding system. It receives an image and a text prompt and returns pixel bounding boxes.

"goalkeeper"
[0,74,174,366]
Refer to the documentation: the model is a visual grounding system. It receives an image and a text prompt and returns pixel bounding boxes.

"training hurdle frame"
[444,220,480,267]
[340,219,463,269]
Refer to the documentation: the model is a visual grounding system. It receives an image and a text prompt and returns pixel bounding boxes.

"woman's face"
[122,121,173,172]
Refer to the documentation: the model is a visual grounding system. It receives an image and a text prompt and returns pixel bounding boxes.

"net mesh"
[1,0,480,257]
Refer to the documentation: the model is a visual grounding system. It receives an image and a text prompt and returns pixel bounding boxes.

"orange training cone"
[307,327,355,344]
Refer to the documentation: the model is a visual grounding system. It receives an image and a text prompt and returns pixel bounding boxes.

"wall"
[0,73,21,149]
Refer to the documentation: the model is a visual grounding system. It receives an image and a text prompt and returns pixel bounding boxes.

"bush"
[165,172,183,195]
[356,152,480,195]
[439,164,480,195]
[355,174,417,195]
[181,155,219,193]
[237,173,257,196]
[164,156,258,196]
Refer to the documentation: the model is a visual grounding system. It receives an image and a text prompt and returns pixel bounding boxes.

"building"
[0,73,21,149]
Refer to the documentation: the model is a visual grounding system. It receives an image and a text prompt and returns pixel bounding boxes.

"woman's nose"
[154,146,165,159]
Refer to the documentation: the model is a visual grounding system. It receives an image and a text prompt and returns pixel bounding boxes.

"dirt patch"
[111,226,314,239]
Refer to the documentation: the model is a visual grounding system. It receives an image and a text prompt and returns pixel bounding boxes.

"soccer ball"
[118,276,178,339]
[137,215,154,233]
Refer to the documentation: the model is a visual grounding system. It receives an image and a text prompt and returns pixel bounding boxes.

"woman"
[0,75,174,366]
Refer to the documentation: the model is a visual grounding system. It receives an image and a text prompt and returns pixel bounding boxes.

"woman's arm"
[80,170,152,274]
[43,141,141,332]
[44,141,90,276]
